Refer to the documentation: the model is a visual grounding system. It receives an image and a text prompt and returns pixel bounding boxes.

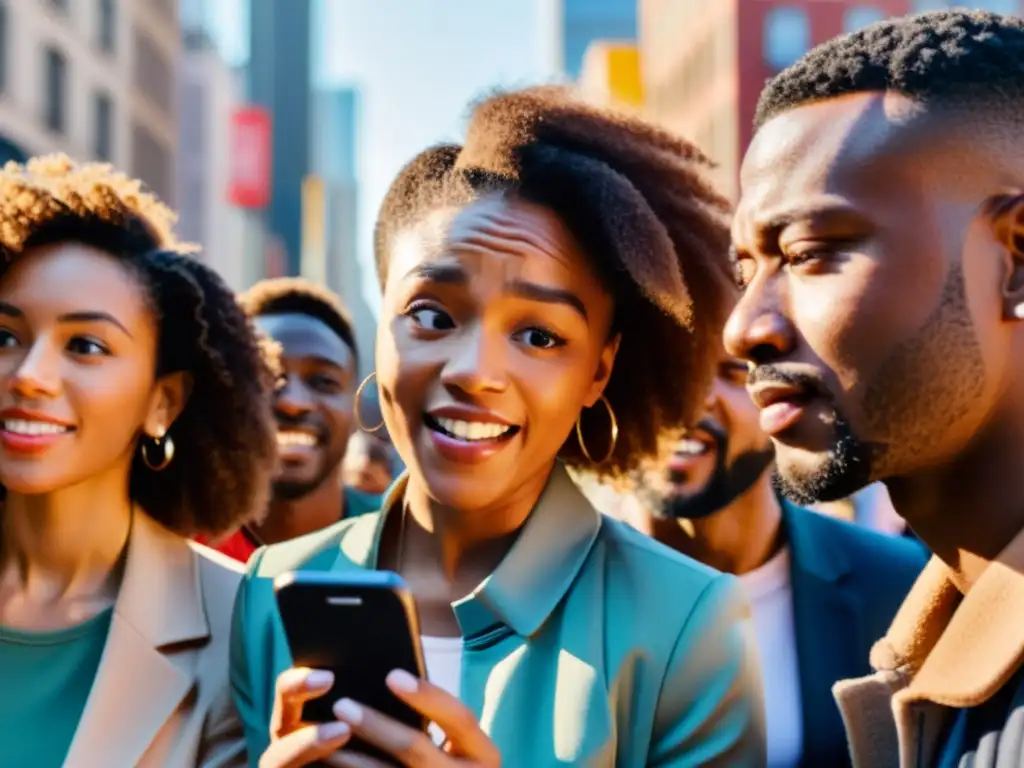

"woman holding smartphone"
[0,156,278,766]
[233,87,765,767]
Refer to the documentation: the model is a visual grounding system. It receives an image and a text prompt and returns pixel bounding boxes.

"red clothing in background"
[195,528,260,564]
[196,486,382,564]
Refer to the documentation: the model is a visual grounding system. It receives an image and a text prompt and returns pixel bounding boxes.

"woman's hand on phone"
[259,667,501,767]
[259,667,352,768]
[328,668,500,767]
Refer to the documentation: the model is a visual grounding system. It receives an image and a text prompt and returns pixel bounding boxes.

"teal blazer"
[230,464,766,766]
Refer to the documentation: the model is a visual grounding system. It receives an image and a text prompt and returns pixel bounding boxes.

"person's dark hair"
[755,9,1024,129]
[0,155,278,537]
[239,277,359,367]
[373,86,736,479]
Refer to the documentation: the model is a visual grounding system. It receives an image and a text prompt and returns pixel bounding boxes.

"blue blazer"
[782,502,927,767]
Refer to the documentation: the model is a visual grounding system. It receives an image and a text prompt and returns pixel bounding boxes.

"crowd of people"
[2,7,1024,767]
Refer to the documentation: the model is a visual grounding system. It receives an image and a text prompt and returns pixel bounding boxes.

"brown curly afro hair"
[373,86,736,479]
[0,155,278,537]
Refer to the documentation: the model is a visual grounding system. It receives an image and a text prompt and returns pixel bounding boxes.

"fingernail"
[307,670,334,688]
[334,698,363,725]
[319,721,350,742]
[387,669,418,693]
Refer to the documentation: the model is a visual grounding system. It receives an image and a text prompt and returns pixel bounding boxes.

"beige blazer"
[833,525,1024,767]
[62,512,247,768]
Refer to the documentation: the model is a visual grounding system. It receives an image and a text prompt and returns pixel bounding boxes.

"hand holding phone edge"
[258,570,500,767]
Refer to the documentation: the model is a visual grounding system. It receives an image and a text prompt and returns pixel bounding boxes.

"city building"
[307,86,375,379]
[247,0,312,276]
[177,20,258,291]
[0,0,180,202]
[562,0,637,78]
[578,40,644,110]
[640,0,1019,200]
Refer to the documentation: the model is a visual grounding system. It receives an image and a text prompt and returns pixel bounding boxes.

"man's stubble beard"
[272,441,349,502]
[639,422,775,520]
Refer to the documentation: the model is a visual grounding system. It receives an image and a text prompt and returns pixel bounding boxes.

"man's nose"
[275,376,314,416]
[723,280,795,365]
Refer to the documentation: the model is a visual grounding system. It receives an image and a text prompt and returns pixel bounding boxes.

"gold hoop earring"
[141,429,175,471]
[354,372,385,433]
[575,394,618,465]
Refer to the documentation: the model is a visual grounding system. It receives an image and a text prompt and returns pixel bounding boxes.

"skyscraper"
[311,85,376,379]
[0,0,180,200]
[247,0,313,275]
[178,8,252,291]
[562,0,636,78]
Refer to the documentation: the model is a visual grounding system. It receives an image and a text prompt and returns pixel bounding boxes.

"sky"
[211,0,565,314]
[316,0,564,312]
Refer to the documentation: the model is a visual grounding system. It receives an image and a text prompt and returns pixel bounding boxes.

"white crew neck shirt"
[738,547,803,768]
[420,634,464,746]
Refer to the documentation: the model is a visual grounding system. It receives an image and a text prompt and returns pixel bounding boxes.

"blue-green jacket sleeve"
[648,573,766,767]
[229,546,272,767]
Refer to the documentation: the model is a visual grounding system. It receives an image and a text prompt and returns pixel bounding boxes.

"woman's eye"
[410,307,455,331]
[515,328,564,350]
[0,330,18,349]
[67,337,109,357]
[786,243,839,268]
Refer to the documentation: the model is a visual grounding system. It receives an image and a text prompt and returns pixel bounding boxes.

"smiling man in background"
[615,355,925,767]
[205,278,379,562]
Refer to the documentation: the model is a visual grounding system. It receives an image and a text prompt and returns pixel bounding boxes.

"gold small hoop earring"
[575,394,618,465]
[354,372,385,433]
[141,432,175,471]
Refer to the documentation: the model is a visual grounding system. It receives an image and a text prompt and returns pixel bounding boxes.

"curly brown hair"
[239,276,360,368]
[0,155,277,537]
[374,87,736,479]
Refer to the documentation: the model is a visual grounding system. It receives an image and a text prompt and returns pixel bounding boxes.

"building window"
[150,0,175,21]
[764,7,810,72]
[844,6,885,32]
[93,91,113,160]
[44,47,67,134]
[132,121,172,203]
[99,0,116,53]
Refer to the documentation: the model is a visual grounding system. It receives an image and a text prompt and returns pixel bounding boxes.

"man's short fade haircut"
[239,277,359,367]
[755,9,1024,129]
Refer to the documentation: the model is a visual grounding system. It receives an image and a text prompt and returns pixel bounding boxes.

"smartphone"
[273,570,428,760]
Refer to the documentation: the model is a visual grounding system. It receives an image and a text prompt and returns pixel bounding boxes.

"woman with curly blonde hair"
[0,156,277,767]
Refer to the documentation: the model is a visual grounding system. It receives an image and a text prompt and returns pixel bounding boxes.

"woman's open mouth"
[424,413,520,443]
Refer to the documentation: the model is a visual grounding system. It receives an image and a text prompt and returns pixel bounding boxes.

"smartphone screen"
[274,571,428,761]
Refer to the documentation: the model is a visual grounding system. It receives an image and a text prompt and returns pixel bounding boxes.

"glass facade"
[763,6,810,72]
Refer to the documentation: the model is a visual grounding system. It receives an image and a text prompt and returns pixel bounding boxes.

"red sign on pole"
[228,107,272,209]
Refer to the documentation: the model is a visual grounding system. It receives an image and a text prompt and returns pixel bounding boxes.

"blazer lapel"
[64,513,210,768]
[785,505,862,767]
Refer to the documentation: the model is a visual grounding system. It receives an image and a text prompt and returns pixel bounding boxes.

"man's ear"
[143,372,192,437]
[989,193,1024,321]
[583,333,622,408]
